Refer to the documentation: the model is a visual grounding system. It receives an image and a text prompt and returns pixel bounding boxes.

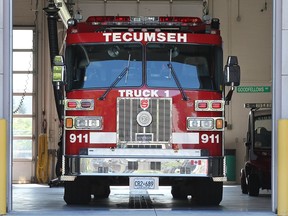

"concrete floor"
[8,184,274,216]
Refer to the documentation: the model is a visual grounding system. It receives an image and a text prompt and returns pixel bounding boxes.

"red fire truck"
[45,4,240,206]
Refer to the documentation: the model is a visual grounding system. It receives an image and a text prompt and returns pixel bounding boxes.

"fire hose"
[36,120,49,183]
[36,133,49,183]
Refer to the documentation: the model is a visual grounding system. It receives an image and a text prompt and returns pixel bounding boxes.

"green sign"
[237,86,271,93]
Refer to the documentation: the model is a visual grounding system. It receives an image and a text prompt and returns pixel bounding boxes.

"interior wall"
[12,0,273,183]
[74,1,203,18]
[212,0,272,181]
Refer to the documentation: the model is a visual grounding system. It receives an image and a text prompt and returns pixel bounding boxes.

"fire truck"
[44,3,240,205]
[240,103,272,196]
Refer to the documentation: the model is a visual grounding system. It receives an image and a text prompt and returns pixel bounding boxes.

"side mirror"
[224,56,240,86]
[52,55,65,83]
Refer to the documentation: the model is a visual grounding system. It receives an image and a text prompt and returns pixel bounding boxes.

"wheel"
[171,185,187,200]
[240,169,248,194]
[193,179,223,205]
[248,174,259,196]
[93,184,111,199]
[64,178,91,205]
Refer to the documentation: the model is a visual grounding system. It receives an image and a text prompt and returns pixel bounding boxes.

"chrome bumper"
[62,148,225,179]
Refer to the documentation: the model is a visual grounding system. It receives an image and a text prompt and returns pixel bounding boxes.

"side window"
[13,28,36,160]
[254,115,272,149]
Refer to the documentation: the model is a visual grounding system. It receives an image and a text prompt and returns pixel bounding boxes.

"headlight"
[201,119,214,129]
[188,119,201,128]
[187,118,213,130]
[187,117,224,131]
[75,117,102,129]
[65,116,103,130]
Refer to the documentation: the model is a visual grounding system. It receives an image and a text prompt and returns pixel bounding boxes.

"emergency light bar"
[86,16,203,27]
[86,16,130,23]
[244,103,272,109]
[159,16,202,25]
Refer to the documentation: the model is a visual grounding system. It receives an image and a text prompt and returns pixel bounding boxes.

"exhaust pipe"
[43,3,60,67]
[43,3,63,121]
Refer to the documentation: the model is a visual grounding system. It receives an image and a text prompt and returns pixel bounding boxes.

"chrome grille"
[117,97,172,144]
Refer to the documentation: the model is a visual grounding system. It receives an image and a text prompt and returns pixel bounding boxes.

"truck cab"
[45,1,241,204]
[240,103,272,196]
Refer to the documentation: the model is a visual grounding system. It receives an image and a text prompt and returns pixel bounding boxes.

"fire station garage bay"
[1,0,288,215]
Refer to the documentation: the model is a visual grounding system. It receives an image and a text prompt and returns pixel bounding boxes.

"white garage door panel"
[78,1,202,19]
[13,161,33,183]
[78,3,106,18]
[106,2,138,16]
[138,2,170,16]
[171,2,203,17]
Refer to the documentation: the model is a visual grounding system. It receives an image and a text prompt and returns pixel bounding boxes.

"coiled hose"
[36,133,49,183]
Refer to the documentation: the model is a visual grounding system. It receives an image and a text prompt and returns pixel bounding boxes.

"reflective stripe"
[90,132,117,143]
[172,132,199,144]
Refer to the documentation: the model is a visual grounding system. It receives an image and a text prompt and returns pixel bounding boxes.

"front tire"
[171,185,187,200]
[248,174,259,196]
[240,169,248,194]
[193,178,223,205]
[93,184,111,199]
[64,178,91,205]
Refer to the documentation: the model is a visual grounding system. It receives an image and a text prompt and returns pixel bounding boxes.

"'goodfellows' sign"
[237,86,271,93]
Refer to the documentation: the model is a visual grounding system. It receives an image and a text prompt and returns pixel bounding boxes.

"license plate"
[129,177,159,190]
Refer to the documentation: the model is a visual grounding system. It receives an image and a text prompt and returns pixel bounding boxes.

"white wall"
[211,0,272,180]
[13,0,273,183]
[74,1,203,18]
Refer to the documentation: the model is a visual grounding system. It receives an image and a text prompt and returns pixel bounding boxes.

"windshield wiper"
[167,49,188,101]
[99,54,131,100]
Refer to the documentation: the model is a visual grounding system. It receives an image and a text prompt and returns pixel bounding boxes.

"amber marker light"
[216,119,223,129]
[65,118,73,129]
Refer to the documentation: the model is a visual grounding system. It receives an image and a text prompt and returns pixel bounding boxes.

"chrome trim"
[213,177,227,182]
[79,157,209,176]
[60,175,77,181]
[117,97,172,147]
[62,153,225,180]
[84,148,202,158]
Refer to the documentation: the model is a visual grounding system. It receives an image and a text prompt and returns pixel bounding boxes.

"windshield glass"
[65,43,222,91]
[146,43,222,90]
[254,115,272,149]
[65,43,142,90]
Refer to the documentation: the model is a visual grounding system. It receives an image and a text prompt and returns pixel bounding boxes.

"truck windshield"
[254,115,272,149]
[146,43,222,90]
[65,43,143,90]
[65,43,222,91]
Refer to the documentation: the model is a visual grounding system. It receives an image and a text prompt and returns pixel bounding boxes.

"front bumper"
[62,148,225,180]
